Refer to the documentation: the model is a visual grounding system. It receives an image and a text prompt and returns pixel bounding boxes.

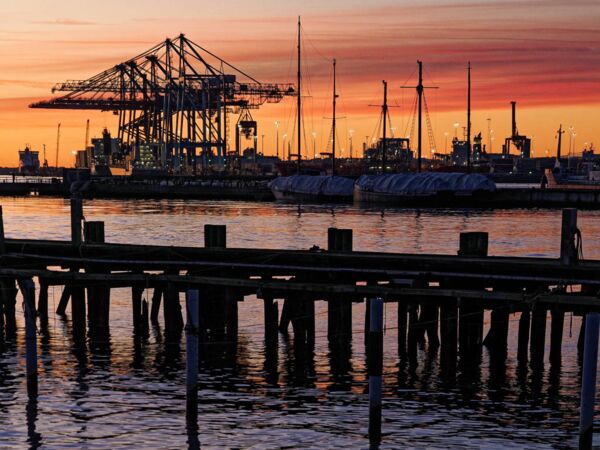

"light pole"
[444,132,449,154]
[453,122,460,139]
[275,121,280,159]
[312,131,317,159]
[390,127,396,138]
[283,134,288,160]
[349,129,354,160]
[569,126,574,156]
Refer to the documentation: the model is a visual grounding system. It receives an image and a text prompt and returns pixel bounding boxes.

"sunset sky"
[1,0,599,166]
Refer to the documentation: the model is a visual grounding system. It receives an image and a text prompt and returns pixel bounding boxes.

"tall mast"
[332,58,337,176]
[382,80,388,174]
[557,124,564,160]
[417,60,423,173]
[296,16,302,174]
[467,61,471,171]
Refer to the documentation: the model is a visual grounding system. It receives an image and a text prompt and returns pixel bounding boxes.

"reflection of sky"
[0,0,599,163]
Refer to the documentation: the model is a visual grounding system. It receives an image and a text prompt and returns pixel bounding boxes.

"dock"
[1,201,600,448]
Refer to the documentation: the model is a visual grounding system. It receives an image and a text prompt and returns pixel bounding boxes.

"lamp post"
[312,131,317,159]
[275,121,280,159]
[349,129,354,160]
[283,134,288,160]
[453,122,460,139]
[444,132,449,154]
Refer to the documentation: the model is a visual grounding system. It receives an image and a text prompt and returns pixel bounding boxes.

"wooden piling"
[71,286,86,342]
[263,296,278,343]
[327,228,352,343]
[397,301,408,359]
[560,208,578,265]
[185,289,200,421]
[70,197,83,247]
[132,284,144,332]
[164,281,183,341]
[517,309,531,364]
[0,205,5,255]
[37,279,49,322]
[579,312,599,450]
[420,304,440,349]
[368,298,384,446]
[84,221,109,339]
[150,286,163,324]
[56,286,71,316]
[18,278,37,397]
[2,278,17,337]
[530,305,547,371]
[550,308,564,366]
[440,298,458,373]
[204,224,226,248]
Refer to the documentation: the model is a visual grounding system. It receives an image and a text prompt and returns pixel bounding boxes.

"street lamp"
[275,121,280,159]
[283,134,288,160]
[312,131,317,159]
[390,127,396,138]
[444,131,449,153]
[349,129,354,159]
[453,122,460,138]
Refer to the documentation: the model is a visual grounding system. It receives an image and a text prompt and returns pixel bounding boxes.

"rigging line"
[400,66,418,88]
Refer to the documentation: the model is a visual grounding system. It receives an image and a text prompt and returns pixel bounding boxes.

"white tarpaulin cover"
[355,173,496,195]
[269,175,355,197]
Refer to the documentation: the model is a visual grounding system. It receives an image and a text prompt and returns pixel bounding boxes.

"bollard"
[186,289,200,421]
[368,297,384,446]
[579,312,599,450]
[18,278,37,397]
[560,208,578,265]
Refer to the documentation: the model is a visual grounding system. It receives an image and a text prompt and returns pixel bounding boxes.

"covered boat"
[354,172,496,205]
[269,175,354,202]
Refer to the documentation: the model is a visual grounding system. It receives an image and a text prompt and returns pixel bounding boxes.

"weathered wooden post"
[164,281,183,342]
[70,197,83,247]
[150,286,163,324]
[327,228,353,343]
[517,309,531,364]
[368,297,384,446]
[186,289,200,421]
[84,221,109,340]
[530,305,547,371]
[0,205,6,254]
[458,232,487,358]
[560,208,578,265]
[37,280,49,322]
[71,284,86,342]
[204,224,226,249]
[579,312,599,450]
[397,301,408,359]
[132,284,144,332]
[18,278,37,397]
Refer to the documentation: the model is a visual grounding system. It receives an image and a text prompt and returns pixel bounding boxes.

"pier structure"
[1,204,600,447]
[30,34,295,173]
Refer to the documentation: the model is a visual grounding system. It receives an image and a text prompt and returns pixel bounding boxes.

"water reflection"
[0,198,596,447]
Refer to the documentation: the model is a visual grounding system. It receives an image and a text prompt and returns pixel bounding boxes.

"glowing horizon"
[1,0,599,166]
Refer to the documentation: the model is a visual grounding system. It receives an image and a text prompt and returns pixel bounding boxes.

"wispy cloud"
[31,18,97,26]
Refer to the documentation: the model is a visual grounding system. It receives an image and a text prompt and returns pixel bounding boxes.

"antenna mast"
[382,80,388,174]
[332,58,337,176]
[417,61,423,173]
[557,124,564,160]
[467,62,471,171]
[55,123,61,168]
[296,16,302,174]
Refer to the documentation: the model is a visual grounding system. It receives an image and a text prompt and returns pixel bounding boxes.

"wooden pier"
[1,202,600,448]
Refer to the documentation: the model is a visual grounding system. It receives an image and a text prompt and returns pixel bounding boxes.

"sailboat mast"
[467,61,471,171]
[296,16,302,174]
[332,58,337,176]
[382,80,387,174]
[417,60,423,173]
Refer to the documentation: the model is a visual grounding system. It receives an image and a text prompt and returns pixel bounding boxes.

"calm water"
[1,197,600,449]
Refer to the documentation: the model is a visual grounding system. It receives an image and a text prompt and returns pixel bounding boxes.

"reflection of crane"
[55,123,61,168]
